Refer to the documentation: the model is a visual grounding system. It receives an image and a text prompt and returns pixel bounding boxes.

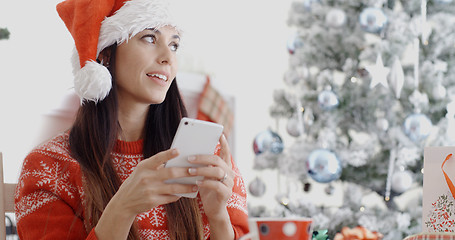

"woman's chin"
[148,96,166,105]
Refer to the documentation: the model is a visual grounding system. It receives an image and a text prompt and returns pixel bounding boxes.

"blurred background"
[0,0,293,212]
[0,0,292,180]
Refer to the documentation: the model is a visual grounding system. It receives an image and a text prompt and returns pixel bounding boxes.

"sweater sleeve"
[15,149,96,240]
[227,157,249,239]
[213,144,249,239]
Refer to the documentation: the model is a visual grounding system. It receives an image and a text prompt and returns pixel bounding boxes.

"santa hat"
[57,0,179,102]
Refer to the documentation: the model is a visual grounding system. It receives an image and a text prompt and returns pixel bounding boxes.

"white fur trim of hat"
[57,0,179,103]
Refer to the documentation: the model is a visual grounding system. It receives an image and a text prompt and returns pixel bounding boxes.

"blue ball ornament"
[318,90,339,110]
[253,130,284,155]
[306,149,342,183]
[359,7,388,34]
[403,113,433,142]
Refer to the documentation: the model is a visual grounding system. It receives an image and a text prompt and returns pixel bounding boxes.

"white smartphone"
[164,117,224,198]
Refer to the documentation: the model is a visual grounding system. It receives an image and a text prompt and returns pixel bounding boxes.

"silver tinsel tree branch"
[252,0,455,239]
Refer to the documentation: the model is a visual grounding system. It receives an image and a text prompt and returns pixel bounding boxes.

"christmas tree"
[249,0,455,239]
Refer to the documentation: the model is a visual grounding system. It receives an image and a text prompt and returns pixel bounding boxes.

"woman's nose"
[156,46,173,65]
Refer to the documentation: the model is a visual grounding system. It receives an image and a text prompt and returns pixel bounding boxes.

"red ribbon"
[442,154,455,199]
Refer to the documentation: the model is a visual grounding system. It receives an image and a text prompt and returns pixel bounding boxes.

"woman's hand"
[187,134,236,239]
[114,148,198,215]
[187,134,234,221]
[95,148,197,240]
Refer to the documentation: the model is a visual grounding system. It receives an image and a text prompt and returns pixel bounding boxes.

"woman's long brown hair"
[69,45,204,240]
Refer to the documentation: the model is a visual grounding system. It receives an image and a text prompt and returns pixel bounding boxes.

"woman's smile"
[146,71,170,86]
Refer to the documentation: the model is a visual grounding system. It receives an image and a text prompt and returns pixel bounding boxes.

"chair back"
[0,153,18,240]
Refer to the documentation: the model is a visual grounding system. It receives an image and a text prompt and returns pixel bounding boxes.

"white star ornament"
[366,54,390,89]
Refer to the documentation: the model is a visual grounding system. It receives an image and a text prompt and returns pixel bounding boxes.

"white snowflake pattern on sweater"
[15,132,249,239]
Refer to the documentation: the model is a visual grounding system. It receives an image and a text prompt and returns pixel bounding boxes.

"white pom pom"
[74,61,112,102]
[391,170,413,193]
[325,9,346,28]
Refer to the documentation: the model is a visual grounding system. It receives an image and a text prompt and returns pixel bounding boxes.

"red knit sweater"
[15,132,249,239]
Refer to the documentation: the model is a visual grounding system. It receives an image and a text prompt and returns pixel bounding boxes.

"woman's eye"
[143,35,156,44]
[170,43,179,52]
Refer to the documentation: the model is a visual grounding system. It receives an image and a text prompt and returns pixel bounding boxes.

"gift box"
[422,147,455,232]
[334,226,383,240]
[404,232,455,240]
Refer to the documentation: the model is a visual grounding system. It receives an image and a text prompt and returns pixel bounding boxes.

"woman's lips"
[146,73,168,82]
[146,72,169,86]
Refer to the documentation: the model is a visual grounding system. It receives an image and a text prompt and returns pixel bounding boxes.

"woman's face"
[114,26,180,105]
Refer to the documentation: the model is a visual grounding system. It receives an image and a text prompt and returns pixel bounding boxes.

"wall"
[0,0,294,208]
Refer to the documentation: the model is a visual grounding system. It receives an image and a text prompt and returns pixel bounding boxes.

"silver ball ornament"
[403,113,433,142]
[249,177,267,197]
[286,115,303,137]
[391,170,413,193]
[306,149,342,183]
[253,130,284,155]
[318,90,339,110]
[359,7,388,34]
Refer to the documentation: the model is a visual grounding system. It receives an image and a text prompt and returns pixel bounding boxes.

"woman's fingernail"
[188,168,197,175]
[188,156,196,162]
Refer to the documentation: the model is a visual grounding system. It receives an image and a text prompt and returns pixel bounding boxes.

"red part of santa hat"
[57,0,178,103]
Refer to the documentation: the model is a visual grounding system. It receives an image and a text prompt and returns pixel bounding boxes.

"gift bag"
[422,147,455,232]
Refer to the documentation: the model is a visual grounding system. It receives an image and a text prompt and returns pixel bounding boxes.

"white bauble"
[391,170,413,193]
[298,65,310,80]
[376,118,389,131]
[433,84,447,100]
[325,9,346,28]
[389,57,404,99]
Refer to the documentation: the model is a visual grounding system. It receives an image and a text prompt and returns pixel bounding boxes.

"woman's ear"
[97,48,112,67]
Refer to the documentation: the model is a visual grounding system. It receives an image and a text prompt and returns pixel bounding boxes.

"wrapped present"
[333,226,383,240]
[404,232,455,240]
[423,147,455,232]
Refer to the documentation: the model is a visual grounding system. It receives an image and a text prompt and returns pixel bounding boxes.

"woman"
[14,0,249,239]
